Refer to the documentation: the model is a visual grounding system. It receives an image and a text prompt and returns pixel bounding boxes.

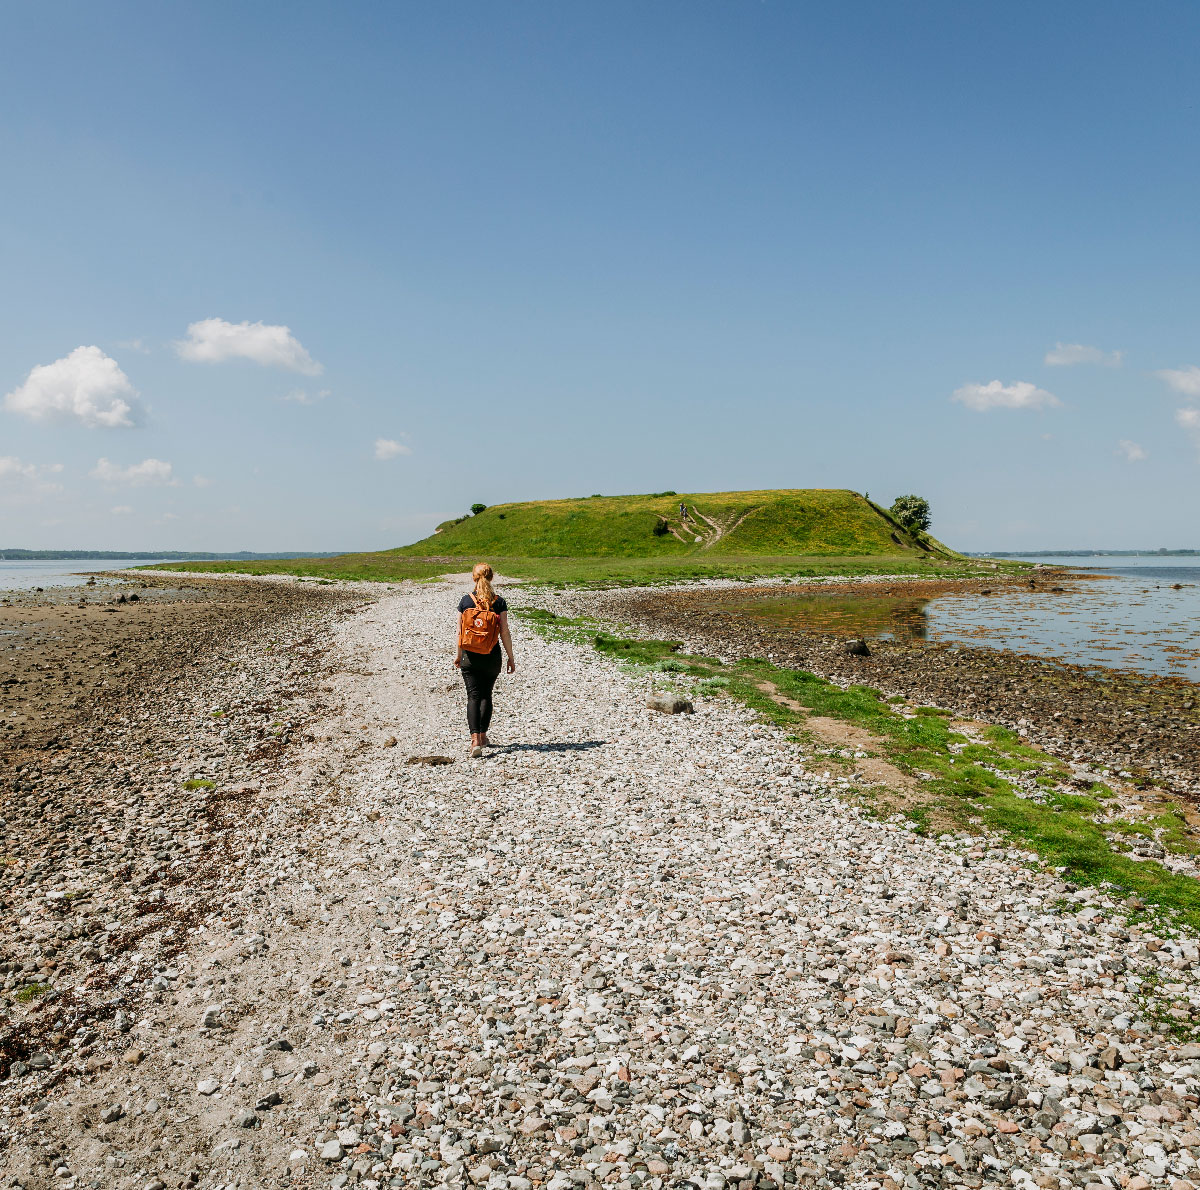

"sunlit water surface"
[0,559,185,591]
[715,556,1200,683]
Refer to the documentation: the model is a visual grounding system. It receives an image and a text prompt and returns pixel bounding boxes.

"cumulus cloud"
[176,318,322,374]
[0,456,65,493]
[1177,407,1200,458]
[951,380,1061,413]
[89,457,176,486]
[111,505,134,515]
[1044,342,1122,367]
[1116,439,1147,462]
[1157,366,1200,397]
[4,346,141,428]
[279,387,330,405]
[374,437,412,460]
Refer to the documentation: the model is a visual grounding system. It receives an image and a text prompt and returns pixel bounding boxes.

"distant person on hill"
[454,562,516,758]
[679,502,688,522]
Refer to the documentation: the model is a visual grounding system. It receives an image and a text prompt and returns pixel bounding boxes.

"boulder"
[647,694,694,715]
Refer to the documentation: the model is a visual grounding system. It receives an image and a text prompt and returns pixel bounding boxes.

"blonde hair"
[472,562,496,610]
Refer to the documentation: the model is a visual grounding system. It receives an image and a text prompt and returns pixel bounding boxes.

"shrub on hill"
[890,495,932,533]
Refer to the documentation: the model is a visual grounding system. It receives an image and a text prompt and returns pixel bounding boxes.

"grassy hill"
[397,489,957,559]
[154,489,987,585]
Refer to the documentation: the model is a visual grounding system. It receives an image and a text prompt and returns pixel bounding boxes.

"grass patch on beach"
[517,612,1200,931]
[146,551,996,587]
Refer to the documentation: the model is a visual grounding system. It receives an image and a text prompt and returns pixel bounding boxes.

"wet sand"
[0,574,366,1084]
[1,575,346,758]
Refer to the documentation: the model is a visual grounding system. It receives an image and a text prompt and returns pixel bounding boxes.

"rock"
[197,1079,219,1095]
[121,1048,144,1066]
[235,1108,259,1129]
[99,1105,123,1123]
[646,694,694,714]
[321,1140,344,1162]
[254,1090,282,1110]
[844,638,871,656]
[198,1003,223,1030]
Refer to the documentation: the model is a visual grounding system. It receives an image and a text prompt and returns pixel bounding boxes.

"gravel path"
[6,577,1200,1190]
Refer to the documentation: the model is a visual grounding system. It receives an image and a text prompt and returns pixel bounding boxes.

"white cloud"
[0,456,62,481]
[1157,366,1200,397]
[111,505,134,515]
[176,318,322,374]
[279,387,330,405]
[89,457,176,486]
[1178,408,1200,458]
[0,456,64,493]
[193,474,213,488]
[115,338,150,354]
[1116,439,1147,461]
[951,380,1061,413]
[4,345,141,428]
[374,437,412,460]
[1044,342,1122,367]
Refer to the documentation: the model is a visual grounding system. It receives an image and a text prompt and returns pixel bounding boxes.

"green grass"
[144,487,1014,586]
[397,488,956,559]
[16,982,50,1002]
[151,551,993,587]
[181,778,216,791]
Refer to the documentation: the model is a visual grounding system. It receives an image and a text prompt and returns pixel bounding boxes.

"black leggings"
[460,646,502,734]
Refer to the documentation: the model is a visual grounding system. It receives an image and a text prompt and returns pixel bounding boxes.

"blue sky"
[2,1,1198,552]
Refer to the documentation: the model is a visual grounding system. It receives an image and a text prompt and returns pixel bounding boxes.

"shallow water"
[0,558,178,591]
[718,559,1200,683]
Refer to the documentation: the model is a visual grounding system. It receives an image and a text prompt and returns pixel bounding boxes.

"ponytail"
[472,562,496,610]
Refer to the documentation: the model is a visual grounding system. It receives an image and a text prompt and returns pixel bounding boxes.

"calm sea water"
[717,555,1200,684]
[936,558,1200,682]
[0,558,186,590]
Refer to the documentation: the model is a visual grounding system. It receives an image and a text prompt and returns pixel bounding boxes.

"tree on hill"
[890,495,931,533]
[470,503,488,515]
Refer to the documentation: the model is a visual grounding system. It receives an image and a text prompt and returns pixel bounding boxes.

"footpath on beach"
[4,575,1200,1190]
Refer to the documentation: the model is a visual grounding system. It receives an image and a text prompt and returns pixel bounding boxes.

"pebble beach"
[3,574,1200,1190]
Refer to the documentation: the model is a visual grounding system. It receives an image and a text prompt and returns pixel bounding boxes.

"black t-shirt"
[458,593,508,615]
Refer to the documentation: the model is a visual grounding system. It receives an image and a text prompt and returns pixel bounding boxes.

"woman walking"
[455,563,516,758]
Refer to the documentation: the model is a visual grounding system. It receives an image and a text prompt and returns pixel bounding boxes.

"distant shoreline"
[0,550,346,561]
[971,550,1200,558]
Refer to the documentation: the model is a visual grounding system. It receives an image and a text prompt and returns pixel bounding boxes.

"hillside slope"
[394,489,957,558]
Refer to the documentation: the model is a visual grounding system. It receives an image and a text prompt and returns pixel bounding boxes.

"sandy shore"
[2,573,1199,1189]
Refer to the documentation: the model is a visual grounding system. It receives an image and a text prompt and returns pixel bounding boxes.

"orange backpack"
[459,599,501,654]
